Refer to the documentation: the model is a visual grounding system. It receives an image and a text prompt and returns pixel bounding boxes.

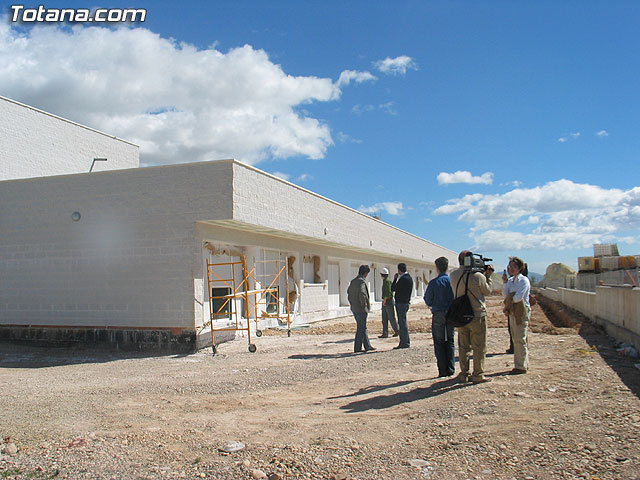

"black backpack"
[445,272,475,327]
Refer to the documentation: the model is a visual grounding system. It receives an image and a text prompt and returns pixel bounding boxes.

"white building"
[1,95,138,180]
[0,97,457,351]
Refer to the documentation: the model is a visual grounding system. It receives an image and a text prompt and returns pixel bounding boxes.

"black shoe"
[354,349,364,353]
[505,348,514,354]
[392,332,399,337]
[510,368,527,375]
[393,345,409,349]
[365,346,376,352]
[378,334,389,338]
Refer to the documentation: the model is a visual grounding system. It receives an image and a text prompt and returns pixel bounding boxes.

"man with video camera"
[449,250,494,384]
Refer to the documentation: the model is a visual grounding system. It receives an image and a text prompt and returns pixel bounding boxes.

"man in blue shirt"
[424,256,455,377]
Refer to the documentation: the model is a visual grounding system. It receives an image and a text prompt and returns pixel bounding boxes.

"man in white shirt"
[501,256,531,374]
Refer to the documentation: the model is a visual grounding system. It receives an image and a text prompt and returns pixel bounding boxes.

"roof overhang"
[197,219,434,266]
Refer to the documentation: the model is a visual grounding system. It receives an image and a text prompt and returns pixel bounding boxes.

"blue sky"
[2,1,639,274]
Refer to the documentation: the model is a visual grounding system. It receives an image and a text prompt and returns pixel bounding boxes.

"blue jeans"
[395,302,410,347]
[432,310,455,376]
[353,312,372,352]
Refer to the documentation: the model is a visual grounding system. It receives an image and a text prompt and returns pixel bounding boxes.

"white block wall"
[0,96,139,181]
[2,159,457,333]
[1,161,233,330]
[232,162,458,267]
[300,282,329,313]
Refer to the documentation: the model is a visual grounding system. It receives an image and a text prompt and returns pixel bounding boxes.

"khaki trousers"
[457,315,487,381]
[508,305,530,370]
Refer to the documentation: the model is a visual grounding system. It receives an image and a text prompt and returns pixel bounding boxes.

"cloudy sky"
[1,1,639,273]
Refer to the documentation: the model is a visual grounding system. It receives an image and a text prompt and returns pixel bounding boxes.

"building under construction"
[0,96,457,352]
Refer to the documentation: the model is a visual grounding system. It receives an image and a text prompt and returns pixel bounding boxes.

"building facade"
[0,95,138,181]
[1,98,457,351]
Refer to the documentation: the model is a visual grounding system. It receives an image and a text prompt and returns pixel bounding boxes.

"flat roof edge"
[231,160,456,255]
[0,95,139,148]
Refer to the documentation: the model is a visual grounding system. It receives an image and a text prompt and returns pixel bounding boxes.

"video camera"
[463,252,493,273]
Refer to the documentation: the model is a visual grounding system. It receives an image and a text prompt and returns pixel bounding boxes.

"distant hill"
[528,272,544,285]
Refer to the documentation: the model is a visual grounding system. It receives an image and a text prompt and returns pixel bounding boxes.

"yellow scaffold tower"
[205,256,291,354]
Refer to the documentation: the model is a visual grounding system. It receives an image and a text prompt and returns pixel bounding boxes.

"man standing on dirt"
[424,256,455,377]
[449,251,494,384]
[379,267,399,338]
[347,265,376,353]
[392,263,413,349]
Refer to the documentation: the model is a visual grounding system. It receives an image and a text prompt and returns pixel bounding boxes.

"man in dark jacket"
[347,265,375,353]
[392,263,413,349]
[424,256,455,377]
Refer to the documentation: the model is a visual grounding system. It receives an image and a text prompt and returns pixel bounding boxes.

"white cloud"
[272,171,290,181]
[501,180,522,187]
[336,131,363,144]
[351,102,398,116]
[352,104,376,115]
[437,171,494,185]
[434,179,640,251]
[272,172,312,183]
[379,101,398,115]
[0,23,378,166]
[557,132,581,143]
[358,202,404,216]
[596,130,609,137]
[374,55,418,75]
[336,70,377,88]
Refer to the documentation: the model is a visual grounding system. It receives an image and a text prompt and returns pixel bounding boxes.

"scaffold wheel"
[287,330,291,337]
[248,344,257,353]
[256,329,262,337]
[212,344,217,355]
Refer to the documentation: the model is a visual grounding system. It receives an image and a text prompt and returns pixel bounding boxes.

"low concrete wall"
[539,288,562,302]
[562,288,597,320]
[539,286,640,350]
[300,281,329,314]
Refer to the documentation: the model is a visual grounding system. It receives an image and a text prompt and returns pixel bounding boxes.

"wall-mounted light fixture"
[71,211,81,222]
[89,157,107,172]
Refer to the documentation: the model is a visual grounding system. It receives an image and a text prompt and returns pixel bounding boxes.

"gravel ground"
[1,296,639,480]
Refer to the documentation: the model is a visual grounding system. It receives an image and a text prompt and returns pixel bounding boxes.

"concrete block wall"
[1,96,139,181]
[231,162,458,268]
[1,161,234,332]
[596,286,640,337]
[538,288,562,302]
[539,286,640,349]
[561,288,597,320]
[300,281,329,313]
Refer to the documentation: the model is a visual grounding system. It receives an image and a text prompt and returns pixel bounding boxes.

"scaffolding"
[250,258,292,338]
[205,255,291,354]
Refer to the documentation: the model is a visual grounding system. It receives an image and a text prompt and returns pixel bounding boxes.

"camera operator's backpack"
[446,272,475,327]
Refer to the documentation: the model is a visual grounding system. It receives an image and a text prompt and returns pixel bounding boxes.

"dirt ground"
[1,294,639,480]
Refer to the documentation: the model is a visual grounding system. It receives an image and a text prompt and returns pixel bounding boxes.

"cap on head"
[381,267,389,275]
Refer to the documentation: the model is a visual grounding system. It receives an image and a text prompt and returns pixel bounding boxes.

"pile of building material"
[544,263,576,289]
[576,244,639,292]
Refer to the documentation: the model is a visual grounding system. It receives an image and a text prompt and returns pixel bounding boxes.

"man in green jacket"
[379,268,399,338]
